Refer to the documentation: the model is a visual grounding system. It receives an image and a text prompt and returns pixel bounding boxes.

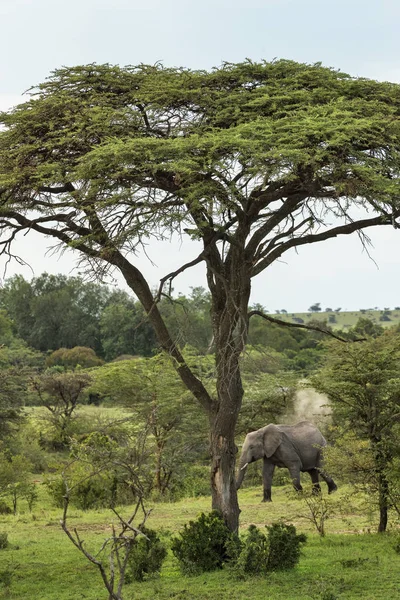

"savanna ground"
[0,481,399,600]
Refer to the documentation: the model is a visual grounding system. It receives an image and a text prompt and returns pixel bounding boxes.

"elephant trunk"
[236,458,249,489]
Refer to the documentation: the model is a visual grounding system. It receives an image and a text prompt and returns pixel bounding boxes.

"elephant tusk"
[240,462,249,471]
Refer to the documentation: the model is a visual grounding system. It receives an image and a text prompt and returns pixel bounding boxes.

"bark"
[207,252,251,532]
[371,440,390,533]
[209,388,242,533]
[377,470,389,533]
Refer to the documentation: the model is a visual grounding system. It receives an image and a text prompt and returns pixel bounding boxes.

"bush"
[230,522,306,577]
[0,501,12,515]
[171,511,237,575]
[125,527,167,582]
[232,525,269,577]
[0,533,8,549]
[266,523,306,571]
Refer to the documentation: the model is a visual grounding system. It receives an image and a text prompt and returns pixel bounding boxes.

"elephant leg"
[262,460,275,502]
[308,468,321,495]
[319,471,338,494]
[287,464,303,492]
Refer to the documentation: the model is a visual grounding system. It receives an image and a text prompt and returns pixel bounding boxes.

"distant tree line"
[0,273,330,371]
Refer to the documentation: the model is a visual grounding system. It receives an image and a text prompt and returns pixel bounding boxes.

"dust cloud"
[285,387,331,427]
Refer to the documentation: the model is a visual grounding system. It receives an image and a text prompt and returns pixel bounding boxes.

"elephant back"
[278,421,327,448]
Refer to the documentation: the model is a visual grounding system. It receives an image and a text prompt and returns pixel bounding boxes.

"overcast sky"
[1,0,399,312]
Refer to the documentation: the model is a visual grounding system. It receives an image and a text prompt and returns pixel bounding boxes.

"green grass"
[0,484,399,599]
[274,309,400,330]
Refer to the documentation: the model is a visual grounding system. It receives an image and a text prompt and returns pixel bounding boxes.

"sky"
[0,0,400,312]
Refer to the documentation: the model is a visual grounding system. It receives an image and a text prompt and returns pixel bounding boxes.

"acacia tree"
[1,60,400,531]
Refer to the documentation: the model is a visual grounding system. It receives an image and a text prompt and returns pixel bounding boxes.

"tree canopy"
[1,59,400,531]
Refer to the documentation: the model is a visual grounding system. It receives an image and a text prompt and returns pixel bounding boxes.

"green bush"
[0,501,12,515]
[266,522,307,571]
[0,533,8,549]
[232,524,269,576]
[171,511,237,575]
[125,527,167,582]
[230,522,306,577]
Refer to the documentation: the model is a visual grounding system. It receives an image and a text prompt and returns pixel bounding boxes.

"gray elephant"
[236,421,337,501]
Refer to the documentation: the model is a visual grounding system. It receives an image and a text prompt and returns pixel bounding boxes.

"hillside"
[272,308,400,330]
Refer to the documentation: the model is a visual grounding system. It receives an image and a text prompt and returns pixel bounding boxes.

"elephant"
[236,421,337,501]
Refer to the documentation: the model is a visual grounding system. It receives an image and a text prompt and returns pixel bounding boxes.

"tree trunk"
[209,305,247,532]
[209,403,241,533]
[377,470,389,533]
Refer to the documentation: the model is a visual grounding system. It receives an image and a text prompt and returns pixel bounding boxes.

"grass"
[0,483,399,599]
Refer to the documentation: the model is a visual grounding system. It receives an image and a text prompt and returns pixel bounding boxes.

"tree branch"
[251,212,400,276]
[248,310,366,343]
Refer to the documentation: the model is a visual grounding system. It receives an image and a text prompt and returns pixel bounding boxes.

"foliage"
[238,366,298,435]
[32,371,92,448]
[0,320,43,437]
[265,522,307,571]
[46,346,104,369]
[0,533,8,549]
[125,527,167,582]
[312,331,400,532]
[0,452,36,514]
[230,524,269,576]
[158,288,213,355]
[100,289,158,359]
[45,429,149,509]
[171,511,236,575]
[45,470,120,510]
[299,493,333,537]
[90,353,209,496]
[351,317,384,338]
[1,274,109,355]
[230,522,307,578]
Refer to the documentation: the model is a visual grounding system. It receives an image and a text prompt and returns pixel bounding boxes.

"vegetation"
[2,60,400,530]
[0,485,398,599]
[171,511,236,575]
[312,331,400,532]
[230,522,307,577]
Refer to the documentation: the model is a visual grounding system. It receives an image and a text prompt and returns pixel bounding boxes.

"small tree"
[90,354,209,496]
[309,303,322,313]
[312,331,400,532]
[61,487,155,600]
[32,371,91,448]
[0,453,36,514]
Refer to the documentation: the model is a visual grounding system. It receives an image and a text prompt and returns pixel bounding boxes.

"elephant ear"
[263,424,282,458]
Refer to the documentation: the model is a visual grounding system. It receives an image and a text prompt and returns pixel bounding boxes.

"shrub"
[232,525,269,577]
[266,522,306,571]
[0,501,12,515]
[171,511,236,575]
[125,527,167,582]
[0,533,8,549]
[230,522,306,577]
